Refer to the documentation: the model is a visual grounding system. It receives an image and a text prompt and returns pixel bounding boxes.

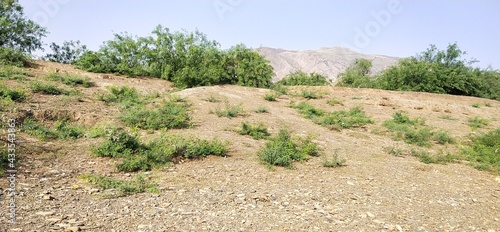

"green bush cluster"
[20,117,84,141]
[120,101,191,130]
[467,116,490,130]
[258,129,320,168]
[212,103,245,118]
[0,65,32,80]
[337,43,500,101]
[462,128,500,173]
[292,102,373,130]
[383,112,454,146]
[276,71,329,86]
[238,122,270,140]
[45,72,94,87]
[81,174,158,196]
[74,25,274,88]
[92,128,228,172]
[0,84,28,104]
[30,81,75,95]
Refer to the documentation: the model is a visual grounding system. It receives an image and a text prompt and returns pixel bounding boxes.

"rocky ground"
[1,61,500,231]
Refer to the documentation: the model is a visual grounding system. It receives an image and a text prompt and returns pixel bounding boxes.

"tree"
[43,40,88,64]
[336,58,374,88]
[276,70,329,86]
[0,0,47,53]
[224,44,274,88]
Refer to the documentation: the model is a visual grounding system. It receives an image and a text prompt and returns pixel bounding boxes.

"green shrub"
[30,81,72,95]
[254,106,268,113]
[20,118,58,141]
[462,128,500,173]
[301,90,323,99]
[204,94,221,103]
[238,122,270,140]
[326,97,343,106]
[92,128,141,158]
[317,106,374,130]
[471,103,481,108]
[467,116,490,130]
[322,151,346,168]
[258,129,320,169]
[383,112,437,146]
[97,85,140,108]
[81,174,158,196]
[54,119,85,139]
[0,85,28,103]
[120,101,191,130]
[276,71,329,86]
[410,149,458,164]
[336,58,374,88]
[0,65,32,80]
[291,101,325,119]
[46,72,94,87]
[0,47,31,67]
[433,131,455,144]
[263,92,278,101]
[212,103,245,118]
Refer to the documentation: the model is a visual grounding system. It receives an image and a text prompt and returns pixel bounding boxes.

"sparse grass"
[20,117,84,140]
[351,96,363,100]
[80,174,158,196]
[291,101,325,119]
[0,85,28,108]
[271,84,288,95]
[385,146,404,157]
[212,103,245,118]
[87,122,117,138]
[316,106,374,130]
[46,72,94,87]
[30,81,74,95]
[462,128,500,174]
[439,115,458,121]
[410,149,458,164]
[254,106,268,113]
[263,92,279,101]
[0,65,32,80]
[485,102,492,107]
[97,85,141,109]
[468,116,490,130]
[471,103,481,108]
[326,97,344,106]
[258,129,320,169]
[238,122,270,140]
[120,100,191,130]
[301,90,323,99]
[433,131,456,144]
[322,151,346,168]
[204,94,221,103]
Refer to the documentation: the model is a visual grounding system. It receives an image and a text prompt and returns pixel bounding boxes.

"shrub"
[0,146,9,176]
[291,101,325,119]
[276,71,329,86]
[97,85,140,108]
[383,113,433,146]
[80,174,158,196]
[0,47,31,67]
[20,118,58,141]
[258,129,320,169]
[326,97,343,106]
[120,101,191,130]
[467,116,490,130]
[0,85,28,103]
[92,128,141,158]
[317,106,374,130]
[238,122,270,140]
[336,58,374,88]
[254,106,268,113]
[462,128,500,173]
[43,40,88,64]
[301,90,323,99]
[471,103,481,108]
[30,81,72,95]
[54,119,85,139]
[263,92,278,101]
[322,151,346,168]
[433,131,455,144]
[212,103,245,118]
[0,65,32,80]
[204,94,221,103]
[46,72,94,87]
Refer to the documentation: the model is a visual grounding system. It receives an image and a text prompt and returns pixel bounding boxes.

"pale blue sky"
[19,0,500,69]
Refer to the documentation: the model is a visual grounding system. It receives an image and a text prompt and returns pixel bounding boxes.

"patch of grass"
[410,149,458,164]
[46,72,94,87]
[322,151,346,168]
[433,131,455,144]
[471,103,481,108]
[0,65,32,80]
[462,128,500,174]
[291,101,325,119]
[271,84,288,95]
[467,116,490,130]
[54,119,85,139]
[385,146,405,157]
[97,85,140,109]
[30,81,73,95]
[92,128,142,159]
[254,106,268,113]
[212,103,245,118]
[238,122,270,140]
[258,129,320,169]
[326,97,344,106]
[20,117,83,141]
[438,115,458,121]
[80,174,158,196]
[87,122,117,138]
[316,106,374,130]
[301,90,323,99]
[263,92,279,101]
[485,102,492,107]
[120,100,191,130]
[0,85,28,104]
[204,94,221,103]
[383,112,448,147]
[351,96,363,100]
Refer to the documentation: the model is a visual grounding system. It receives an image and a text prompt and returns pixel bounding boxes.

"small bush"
[384,112,436,146]
[468,116,490,130]
[46,72,94,87]
[471,103,481,108]
[0,47,30,67]
[92,128,141,158]
[322,151,346,168]
[276,71,329,86]
[410,149,458,164]
[0,146,9,176]
[30,81,72,95]
[263,92,278,101]
[97,85,140,108]
[433,131,455,144]
[291,101,325,119]
[204,94,221,103]
[258,129,320,169]
[326,97,343,106]
[462,128,500,173]
[301,90,323,99]
[317,106,374,130]
[81,174,158,196]
[0,85,28,103]
[20,118,58,141]
[238,122,270,140]
[270,84,288,95]
[254,106,268,113]
[0,65,32,80]
[120,101,191,130]
[212,103,245,118]
[54,119,85,139]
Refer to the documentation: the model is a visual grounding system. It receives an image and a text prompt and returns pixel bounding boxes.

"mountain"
[257,46,401,82]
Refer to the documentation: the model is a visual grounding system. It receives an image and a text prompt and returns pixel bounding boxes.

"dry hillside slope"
[1,61,499,231]
[257,46,400,82]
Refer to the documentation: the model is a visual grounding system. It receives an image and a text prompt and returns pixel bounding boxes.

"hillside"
[1,61,500,231]
[257,47,400,82]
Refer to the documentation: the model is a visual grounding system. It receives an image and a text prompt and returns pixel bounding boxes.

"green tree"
[224,44,274,88]
[43,40,88,64]
[336,58,374,88]
[277,70,329,86]
[0,0,47,53]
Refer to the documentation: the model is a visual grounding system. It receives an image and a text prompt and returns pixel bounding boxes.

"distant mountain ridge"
[257,46,401,82]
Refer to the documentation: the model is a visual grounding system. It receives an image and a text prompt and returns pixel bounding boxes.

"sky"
[18,0,500,69]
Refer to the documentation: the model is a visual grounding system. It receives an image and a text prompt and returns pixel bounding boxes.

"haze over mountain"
[257,47,401,82]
